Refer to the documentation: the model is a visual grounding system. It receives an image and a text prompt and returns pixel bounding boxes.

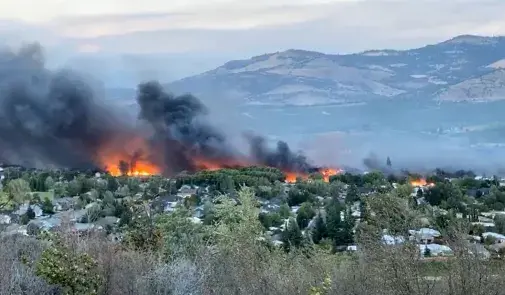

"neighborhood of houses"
[1,167,505,260]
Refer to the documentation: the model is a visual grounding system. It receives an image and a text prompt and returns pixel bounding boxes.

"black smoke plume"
[0,44,314,174]
[247,134,312,172]
[0,43,119,169]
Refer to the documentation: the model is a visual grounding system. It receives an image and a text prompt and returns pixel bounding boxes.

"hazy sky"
[2,0,505,83]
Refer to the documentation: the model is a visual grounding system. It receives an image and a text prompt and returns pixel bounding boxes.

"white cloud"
[0,0,355,22]
[1,0,504,83]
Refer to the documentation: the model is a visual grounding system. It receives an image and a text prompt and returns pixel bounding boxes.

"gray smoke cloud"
[0,43,121,169]
[0,44,316,175]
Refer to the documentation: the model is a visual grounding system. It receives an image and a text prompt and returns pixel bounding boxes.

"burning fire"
[410,178,435,187]
[284,172,308,183]
[96,136,343,181]
[284,168,342,183]
[320,168,341,182]
[96,136,161,177]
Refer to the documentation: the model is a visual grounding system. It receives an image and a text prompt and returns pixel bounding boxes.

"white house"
[177,185,198,199]
[483,232,505,244]
[419,244,453,257]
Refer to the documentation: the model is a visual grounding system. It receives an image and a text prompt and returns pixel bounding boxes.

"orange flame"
[319,167,342,182]
[284,167,342,183]
[410,178,435,187]
[284,172,308,183]
[96,136,161,177]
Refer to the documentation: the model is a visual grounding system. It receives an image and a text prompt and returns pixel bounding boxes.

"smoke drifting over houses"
[0,44,321,176]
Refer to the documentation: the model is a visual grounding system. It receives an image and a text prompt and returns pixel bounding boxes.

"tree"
[202,201,216,225]
[259,212,282,229]
[45,176,55,190]
[423,246,431,258]
[325,200,355,248]
[333,209,355,248]
[386,156,392,167]
[345,184,359,203]
[296,202,316,229]
[218,175,235,193]
[278,203,291,219]
[312,212,327,244]
[282,218,303,252]
[20,206,36,225]
[288,187,311,206]
[393,184,413,199]
[3,178,31,207]
[494,214,505,235]
[41,197,54,215]
[35,234,102,295]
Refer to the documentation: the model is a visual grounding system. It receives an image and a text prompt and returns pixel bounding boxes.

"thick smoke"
[0,44,120,169]
[135,81,238,173]
[0,44,314,174]
[247,134,312,172]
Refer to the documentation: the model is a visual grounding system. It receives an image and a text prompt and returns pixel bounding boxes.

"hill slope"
[168,35,505,106]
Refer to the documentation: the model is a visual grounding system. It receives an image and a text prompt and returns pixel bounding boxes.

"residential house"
[0,214,11,225]
[14,203,43,218]
[483,232,505,244]
[177,185,198,199]
[382,234,405,245]
[419,244,453,257]
[409,228,442,244]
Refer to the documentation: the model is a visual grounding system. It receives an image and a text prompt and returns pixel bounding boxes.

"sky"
[1,0,505,84]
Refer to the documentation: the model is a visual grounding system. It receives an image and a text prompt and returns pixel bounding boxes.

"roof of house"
[419,244,453,256]
[483,232,505,240]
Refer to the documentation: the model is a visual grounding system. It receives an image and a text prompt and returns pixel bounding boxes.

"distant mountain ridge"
[168,35,505,106]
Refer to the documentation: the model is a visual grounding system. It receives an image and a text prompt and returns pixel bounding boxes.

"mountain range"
[167,35,505,106]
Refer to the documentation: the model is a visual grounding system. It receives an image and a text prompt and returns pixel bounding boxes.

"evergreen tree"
[386,156,392,167]
[41,197,54,215]
[282,218,303,252]
[312,212,327,244]
[345,184,359,203]
[296,202,315,229]
[325,201,343,241]
[423,246,432,258]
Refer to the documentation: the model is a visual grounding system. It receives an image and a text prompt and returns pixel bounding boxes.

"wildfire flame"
[96,136,161,177]
[284,167,342,183]
[96,136,343,180]
[410,178,435,187]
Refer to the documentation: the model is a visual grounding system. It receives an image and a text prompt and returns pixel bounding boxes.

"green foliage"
[278,203,291,219]
[296,202,316,229]
[309,275,332,295]
[44,176,55,191]
[282,218,304,252]
[258,211,283,229]
[123,203,163,252]
[4,178,31,205]
[425,182,465,212]
[156,206,207,259]
[177,166,284,193]
[35,234,102,295]
[312,212,327,244]
[20,206,36,225]
[41,197,54,215]
[288,187,312,206]
[494,214,505,235]
[366,194,417,235]
[85,205,102,223]
[393,183,413,199]
[345,184,359,203]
